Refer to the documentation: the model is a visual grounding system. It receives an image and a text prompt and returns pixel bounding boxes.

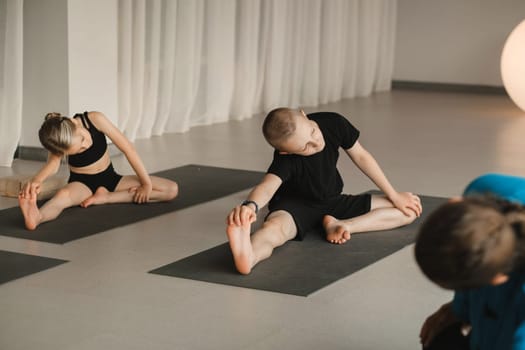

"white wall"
[68,0,118,122]
[20,1,524,147]
[22,0,69,147]
[394,0,525,86]
[21,0,118,148]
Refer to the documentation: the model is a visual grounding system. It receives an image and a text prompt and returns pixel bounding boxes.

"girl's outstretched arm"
[21,152,62,198]
[88,111,152,202]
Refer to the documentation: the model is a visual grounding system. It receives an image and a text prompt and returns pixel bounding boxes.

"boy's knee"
[262,219,281,233]
[263,217,292,243]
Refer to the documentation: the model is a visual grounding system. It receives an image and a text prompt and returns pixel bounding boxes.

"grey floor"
[1,90,524,349]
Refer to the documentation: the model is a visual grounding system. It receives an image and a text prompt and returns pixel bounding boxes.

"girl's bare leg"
[80,175,178,207]
[18,182,92,230]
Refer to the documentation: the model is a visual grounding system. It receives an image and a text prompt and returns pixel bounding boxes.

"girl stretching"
[19,111,178,230]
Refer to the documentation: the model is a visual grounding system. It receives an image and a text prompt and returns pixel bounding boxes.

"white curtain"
[118,0,397,140]
[0,0,23,166]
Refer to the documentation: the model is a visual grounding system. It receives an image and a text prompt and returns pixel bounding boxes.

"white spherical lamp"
[501,19,525,112]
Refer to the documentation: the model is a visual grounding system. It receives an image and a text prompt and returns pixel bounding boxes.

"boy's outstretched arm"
[345,141,422,216]
[226,173,282,227]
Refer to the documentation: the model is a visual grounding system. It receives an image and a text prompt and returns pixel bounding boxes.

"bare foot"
[323,215,351,244]
[18,194,41,230]
[226,223,255,275]
[80,187,109,208]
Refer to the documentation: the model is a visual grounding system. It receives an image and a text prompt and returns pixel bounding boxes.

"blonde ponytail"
[44,112,62,120]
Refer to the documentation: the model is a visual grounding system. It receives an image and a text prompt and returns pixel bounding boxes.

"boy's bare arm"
[227,173,282,226]
[345,141,397,197]
[345,141,422,216]
[247,173,282,208]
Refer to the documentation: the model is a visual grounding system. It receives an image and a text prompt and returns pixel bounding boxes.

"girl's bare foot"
[80,187,110,208]
[226,223,255,275]
[323,215,351,244]
[18,194,41,230]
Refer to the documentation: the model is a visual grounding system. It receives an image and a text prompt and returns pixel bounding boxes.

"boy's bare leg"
[226,210,297,275]
[81,175,178,207]
[324,195,417,244]
[19,182,91,230]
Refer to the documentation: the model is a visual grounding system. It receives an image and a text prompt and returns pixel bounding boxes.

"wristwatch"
[241,200,259,214]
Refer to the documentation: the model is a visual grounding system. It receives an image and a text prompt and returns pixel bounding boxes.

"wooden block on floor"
[0,174,67,200]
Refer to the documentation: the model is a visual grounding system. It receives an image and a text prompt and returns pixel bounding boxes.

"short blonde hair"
[38,112,76,156]
[262,108,302,148]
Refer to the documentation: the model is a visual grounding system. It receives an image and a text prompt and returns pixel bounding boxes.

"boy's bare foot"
[80,187,109,208]
[226,223,255,275]
[323,215,351,244]
[18,194,41,230]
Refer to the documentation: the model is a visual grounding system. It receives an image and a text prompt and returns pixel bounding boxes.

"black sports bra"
[68,112,108,167]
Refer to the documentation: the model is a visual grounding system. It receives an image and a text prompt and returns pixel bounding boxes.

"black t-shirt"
[267,112,360,201]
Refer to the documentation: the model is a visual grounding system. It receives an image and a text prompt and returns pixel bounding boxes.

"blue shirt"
[464,173,525,205]
[454,173,525,349]
[453,272,525,350]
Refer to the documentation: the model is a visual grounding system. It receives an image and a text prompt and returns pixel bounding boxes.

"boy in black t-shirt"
[226,108,422,274]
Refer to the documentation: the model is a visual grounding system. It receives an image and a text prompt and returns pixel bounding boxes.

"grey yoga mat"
[0,250,68,285]
[149,194,447,297]
[0,165,264,244]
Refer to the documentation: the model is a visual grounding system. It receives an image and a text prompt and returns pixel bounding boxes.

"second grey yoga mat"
[149,194,447,297]
[0,250,68,285]
[0,165,264,244]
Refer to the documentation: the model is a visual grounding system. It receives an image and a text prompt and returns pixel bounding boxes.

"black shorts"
[68,163,122,194]
[267,193,372,240]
